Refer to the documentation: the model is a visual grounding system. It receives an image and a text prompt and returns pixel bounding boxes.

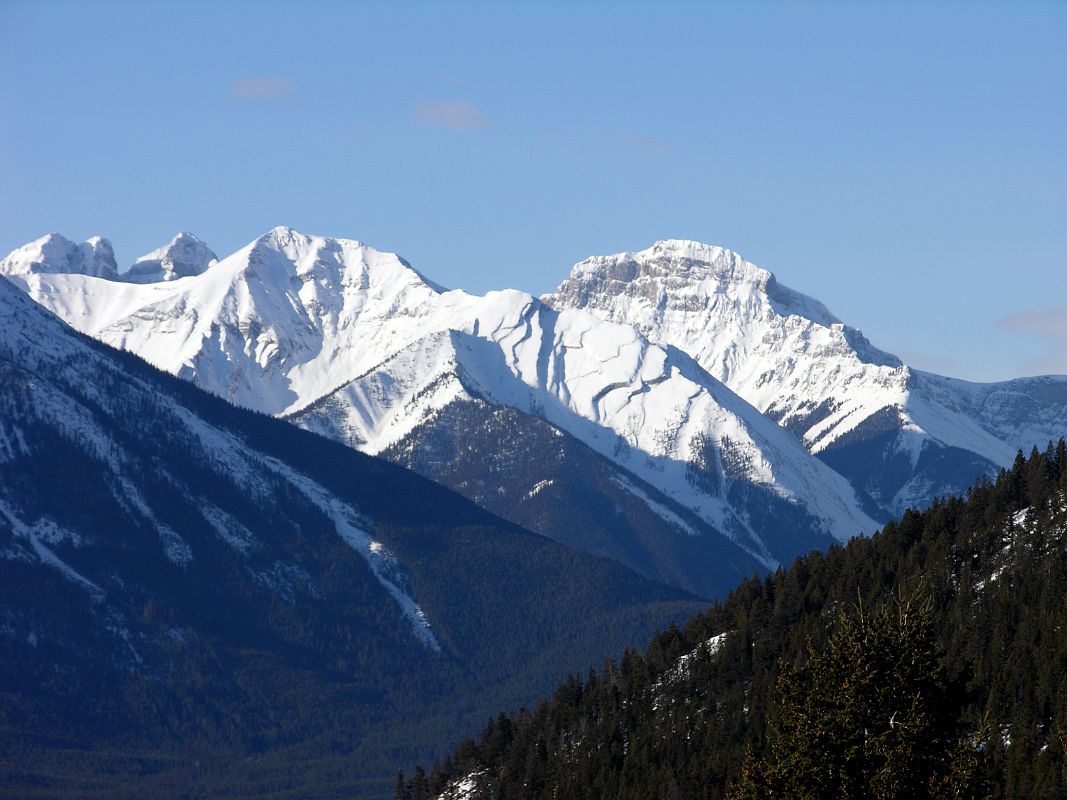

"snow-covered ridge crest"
[544,239,903,434]
[561,239,842,329]
[293,285,880,557]
[1,227,447,414]
[2,231,216,284]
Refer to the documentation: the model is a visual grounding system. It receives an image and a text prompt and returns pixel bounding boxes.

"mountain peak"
[549,240,840,329]
[124,232,218,283]
[236,227,446,294]
[646,238,736,261]
[566,240,773,289]
[260,225,321,247]
[246,226,367,259]
[253,225,371,253]
[0,232,118,279]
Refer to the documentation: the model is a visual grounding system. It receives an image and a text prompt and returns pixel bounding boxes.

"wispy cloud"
[998,304,1067,340]
[231,77,295,100]
[618,131,672,153]
[415,100,491,131]
[997,303,1067,375]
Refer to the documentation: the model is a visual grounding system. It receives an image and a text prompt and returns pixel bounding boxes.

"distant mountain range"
[5,228,1066,596]
[0,276,701,798]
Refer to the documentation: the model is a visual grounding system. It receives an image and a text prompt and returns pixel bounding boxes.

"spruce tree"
[728,590,988,799]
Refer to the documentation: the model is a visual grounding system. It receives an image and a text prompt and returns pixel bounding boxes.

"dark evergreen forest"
[404,444,1067,799]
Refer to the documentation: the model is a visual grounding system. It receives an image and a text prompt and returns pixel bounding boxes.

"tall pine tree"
[729,590,988,799]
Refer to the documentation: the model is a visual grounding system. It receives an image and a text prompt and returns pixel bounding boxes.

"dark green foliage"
[730,591,986,799]
[412,443,1067,799]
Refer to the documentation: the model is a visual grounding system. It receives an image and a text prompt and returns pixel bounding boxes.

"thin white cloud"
[997,304,1067,375]
[231,77,295,100]
[415,100,491,131]
[618,131,672,153]
[998,304,1067,341]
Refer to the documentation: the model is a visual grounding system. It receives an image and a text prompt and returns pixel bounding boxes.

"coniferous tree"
[729,590,988,799]
[412,765,429,800]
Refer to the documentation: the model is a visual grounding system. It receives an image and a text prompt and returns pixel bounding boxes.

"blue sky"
[2,1,1064,380]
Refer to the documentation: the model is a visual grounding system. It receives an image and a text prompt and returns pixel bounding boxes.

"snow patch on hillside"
[263,456,441,651]
[612,476,703,539]
[0,502,104,600]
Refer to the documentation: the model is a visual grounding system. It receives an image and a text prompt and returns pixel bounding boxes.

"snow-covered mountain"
[123,231,217,283]
[0,274,701,797]
[545,240,1067,517]
[1,232,118,279]
[0,228,878,583]
[289,296,874,571]
[2,227,444,414]
[0,272,438,651]
[0,231,217,284]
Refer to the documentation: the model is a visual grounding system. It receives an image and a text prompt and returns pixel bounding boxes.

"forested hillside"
[407,444,1067,799]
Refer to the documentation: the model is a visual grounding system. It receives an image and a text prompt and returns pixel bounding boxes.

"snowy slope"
[545,241,1067,515]
[293,294,878,564]
[2,228,877,571]
[373,398,767,597]
[0,275,438,649]
[2,227,450,414]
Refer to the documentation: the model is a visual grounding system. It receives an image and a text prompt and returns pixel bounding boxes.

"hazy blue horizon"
[2,1,1064,381]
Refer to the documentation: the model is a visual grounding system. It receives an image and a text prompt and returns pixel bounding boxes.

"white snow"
[611,476,703,539]
[117,480,193,566]
[437,771,485,800]
[669,631,730,680]
[527,479,554,498]
[123,232,217,283]
[0,233,117,279]
[2,228,905,565]
[199,505,257,553]
[0,501,103,600]
[652,631,732,710]
[545,240,1067,515]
